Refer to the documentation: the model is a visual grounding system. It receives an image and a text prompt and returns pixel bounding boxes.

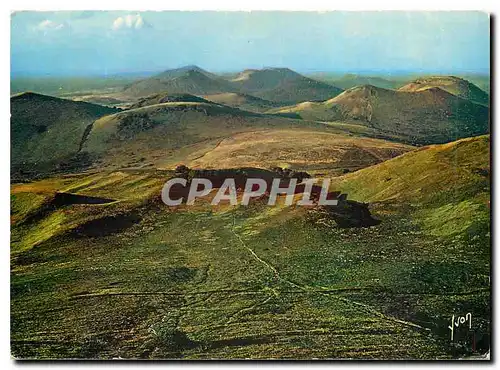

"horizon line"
[11,67,491,79]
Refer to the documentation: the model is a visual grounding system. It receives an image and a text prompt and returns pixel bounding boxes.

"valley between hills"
[10,65,490,359]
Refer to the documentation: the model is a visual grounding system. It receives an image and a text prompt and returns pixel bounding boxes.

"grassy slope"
[327,135,491,353]
[330,135,490,237]
[11,92,119,174]
[8,171,443,359]
[274,85,489,144]
[11,136,490,359]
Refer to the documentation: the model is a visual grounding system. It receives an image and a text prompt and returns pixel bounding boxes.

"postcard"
[10,10,491,360]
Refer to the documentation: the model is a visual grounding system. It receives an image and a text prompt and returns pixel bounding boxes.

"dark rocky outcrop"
[318,198,381,228]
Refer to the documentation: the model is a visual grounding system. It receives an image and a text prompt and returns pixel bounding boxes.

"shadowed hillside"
[273,85,489,144]
[11,92,119,177]
[230,67,343,104]
[398,76,489,106]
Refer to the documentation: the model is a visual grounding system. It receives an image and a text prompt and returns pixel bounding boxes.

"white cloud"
[36,19,65,31]
[135,16,144,29]
[112,17,124,30]
[112,14,150,31]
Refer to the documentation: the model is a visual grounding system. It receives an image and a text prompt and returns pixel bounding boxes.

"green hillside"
[331,135,490,237]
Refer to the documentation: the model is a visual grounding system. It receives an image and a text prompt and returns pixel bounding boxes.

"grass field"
[11,136,490,359]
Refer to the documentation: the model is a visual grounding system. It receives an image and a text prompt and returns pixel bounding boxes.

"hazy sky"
[11,11,490,77]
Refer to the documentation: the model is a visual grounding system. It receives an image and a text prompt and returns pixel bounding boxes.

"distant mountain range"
[273,84,489,144]
[10,66,490,177]
[123,68,235,97]
[229,67,343,103]
[123,65,343,104]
